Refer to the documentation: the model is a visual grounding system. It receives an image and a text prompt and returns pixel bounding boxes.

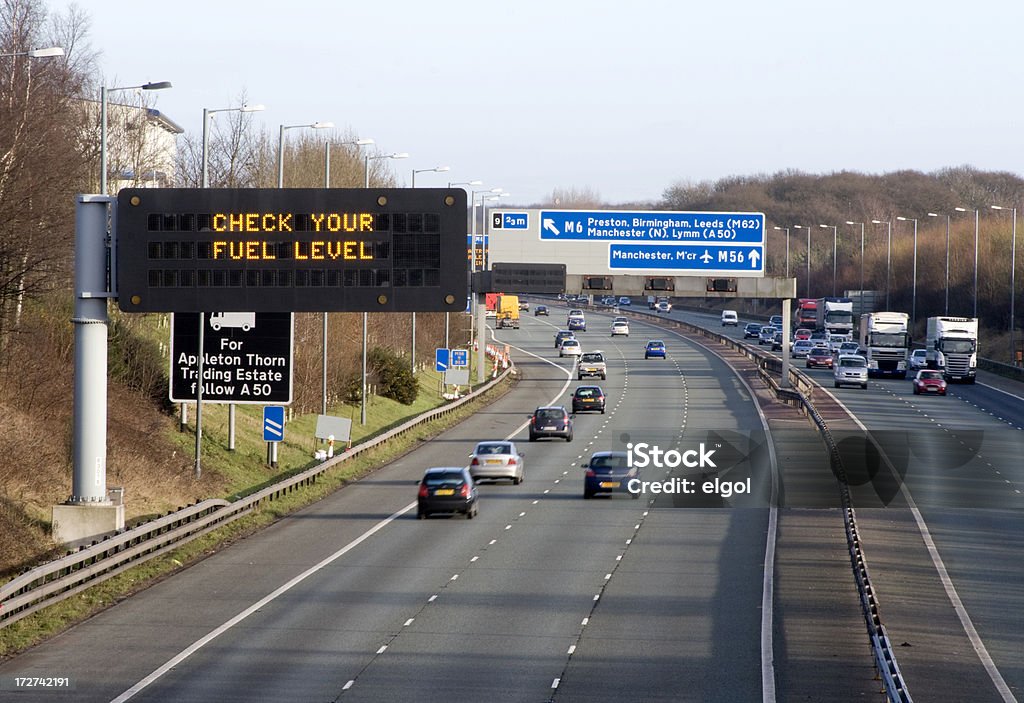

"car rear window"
[590,454,629,469]
[477,443,511,455]
[537,409,566,422]
[575,388,599,398]
[425,471,465,486]
[581,353,603,362]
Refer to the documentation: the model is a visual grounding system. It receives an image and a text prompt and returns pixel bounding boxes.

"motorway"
[2,302,1020,701]
[663,303,1024,702]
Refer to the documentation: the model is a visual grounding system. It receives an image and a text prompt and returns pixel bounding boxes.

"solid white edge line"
[818,385,1017,703]
[110,501,417,703]
[112,324,576,702]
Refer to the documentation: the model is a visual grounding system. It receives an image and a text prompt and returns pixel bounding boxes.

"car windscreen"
[840,358,866,368]
[919,371,943,380]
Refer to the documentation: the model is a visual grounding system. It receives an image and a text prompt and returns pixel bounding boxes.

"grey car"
[469,441,525,484]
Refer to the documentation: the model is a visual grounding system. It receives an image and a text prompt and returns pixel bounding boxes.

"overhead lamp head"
[28,47,64,58]
[391,152,410,159]
[355,138,375,145]
[240,104,266,112]
[142,81,172,91]
[311,121,334,129]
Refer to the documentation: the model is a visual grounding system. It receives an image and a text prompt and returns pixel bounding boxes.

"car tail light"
[507,457,517,465]
[459,483,469,498]
[418,483,428,498]
[470,457,479,465]
[585,469,595,477]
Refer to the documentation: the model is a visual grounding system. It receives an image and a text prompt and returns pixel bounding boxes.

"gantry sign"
[116,188,468,313]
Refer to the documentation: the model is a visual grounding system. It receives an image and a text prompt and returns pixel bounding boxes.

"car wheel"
[577,375,582,380]
[566,433,573,442]
[600,407,605,414]
[417,509,426,520]
[583,490,593,499]
[529,433,537,442]
[466,506,475,519]
[834,381,840,388]
[644,354,649,359]
[861,383,867,389]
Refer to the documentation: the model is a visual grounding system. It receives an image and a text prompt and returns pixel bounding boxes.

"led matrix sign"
[116,188,467,313]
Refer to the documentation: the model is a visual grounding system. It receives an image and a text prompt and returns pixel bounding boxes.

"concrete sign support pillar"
[53,195,124,544]
[476,293,486,384]
[780,300,792,388]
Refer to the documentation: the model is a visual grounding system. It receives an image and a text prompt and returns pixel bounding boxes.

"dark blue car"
[644,340,666,359]
[583,451,639,499]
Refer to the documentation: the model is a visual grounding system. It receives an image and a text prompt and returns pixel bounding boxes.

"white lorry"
[858,311,910,378]
[815,297,854,335]
[925,316,978,383]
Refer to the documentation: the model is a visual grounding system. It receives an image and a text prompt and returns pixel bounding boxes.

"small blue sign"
[451,349,469,367]
[497,212,529,229]
[435,348,450,372]
[539,210,764,244]
[608,244,764,273]
[263,406,285,442]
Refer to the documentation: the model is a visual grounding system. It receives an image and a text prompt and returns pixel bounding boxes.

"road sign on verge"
[263,406,285,442]
[444,368,470,386]
[170,312,293,404]
[451,349,468,367]
[435,348,450,372]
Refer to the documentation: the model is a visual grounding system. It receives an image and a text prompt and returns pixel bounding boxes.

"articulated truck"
[795,298,818,329]
[858,311,910,378]
[815,297,854,335]
[926,317,978,383]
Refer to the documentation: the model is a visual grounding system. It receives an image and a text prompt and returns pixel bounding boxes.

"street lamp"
[991,205,1017,361]
[794,225,811,297]
[411,165,450,187]
[896,216,919,328]
[475,191,511,384]
[100,80,172,193]
[409,165,451,373]
[871,220,892,310]
[927,213,951,315]
[773,226,790,278]
[202,103,265,188]
[0,46,64,58]
[820,224,838,296]
[361,151,409,425]
[449,180,483,188]
[277,121,334,187]
[845,221,865,308]
[954,207,980,317]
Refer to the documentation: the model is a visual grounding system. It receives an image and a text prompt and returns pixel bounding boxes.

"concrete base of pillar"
[52,503,125,546]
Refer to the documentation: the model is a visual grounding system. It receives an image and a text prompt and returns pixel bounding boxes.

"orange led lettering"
[245,241,260,258]
[213,241,228,257]
[229,213,244,231]
[310,214,325,232]
[310,241,325,259]
[243,213,256,232]
[360,241,372,259]
[279,213,293,232]
[229,242,244,259]
[261,241,276,259]
[343,241,357,259]
[360,213,373,231]
[262,214,276,231]
[327,242,342,259]
[294,242,307,259]
[213,214,227,232]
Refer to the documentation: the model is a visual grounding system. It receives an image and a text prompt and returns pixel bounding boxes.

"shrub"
[368,346,418,405]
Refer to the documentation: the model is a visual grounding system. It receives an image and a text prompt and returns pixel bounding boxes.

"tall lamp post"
[773,226,790,278]
[192,102,266,469]
[100,80,172,193]
[819,224,838,296]
[896,216,919,328]
[447,181,483,348]
[277,121,334,187]
[794,225,811,297]
[991,205,1017,361]
[871,220,892,310]
[361,152,409,424]
[927,212,951,315]
[409,165,451,373]
[845,221,865,307]
[475,191,511,384]
[952,207,978,317]
[321,137,373,415]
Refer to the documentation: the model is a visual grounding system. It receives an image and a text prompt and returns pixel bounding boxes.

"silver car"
[469,441,525,484]
[834,354,869,389]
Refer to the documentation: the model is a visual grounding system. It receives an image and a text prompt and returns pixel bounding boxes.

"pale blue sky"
[80,0,1024,205]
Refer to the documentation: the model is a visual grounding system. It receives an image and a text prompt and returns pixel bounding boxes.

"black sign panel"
[116,188,467,313]
[489,262,566,294]
[170,312,293,404]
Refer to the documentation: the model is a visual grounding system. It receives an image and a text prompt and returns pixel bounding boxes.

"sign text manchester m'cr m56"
[116,188,467,313]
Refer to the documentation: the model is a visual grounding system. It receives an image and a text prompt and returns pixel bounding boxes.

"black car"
[583,451,638,499]
[534,305,549,316]
[572,385,606,414]
[743,322,762,339]
[417,467,478,519]
[529,406,573,441]
[554,330,576,348]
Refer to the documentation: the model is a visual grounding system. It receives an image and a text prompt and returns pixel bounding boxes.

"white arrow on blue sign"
[435,348,450,372]
[263,406,285,442]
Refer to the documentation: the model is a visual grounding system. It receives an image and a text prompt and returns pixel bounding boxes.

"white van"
[721,310,738,327]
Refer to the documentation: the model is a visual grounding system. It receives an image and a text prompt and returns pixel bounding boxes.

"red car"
[806,346,834,368]
[794,328,813,341]
[912,370,947,395]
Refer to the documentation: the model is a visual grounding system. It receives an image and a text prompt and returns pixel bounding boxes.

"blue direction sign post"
[451,349,469,367]
[263,406,285,442]
[435,348,451,372]
[609,243,763,273]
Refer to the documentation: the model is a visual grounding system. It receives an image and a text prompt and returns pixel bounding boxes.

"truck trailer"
[795,298,818,329]
[925,317,978,383]
[858,311,910,378]
[496,294,520,329]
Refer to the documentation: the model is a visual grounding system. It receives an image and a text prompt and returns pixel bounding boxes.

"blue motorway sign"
[609,244,764,273]
[263,406,285,442]
[539,210,764,244]
[493,212,529,230]
[435,348,450,372]
[451,349,469,367]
